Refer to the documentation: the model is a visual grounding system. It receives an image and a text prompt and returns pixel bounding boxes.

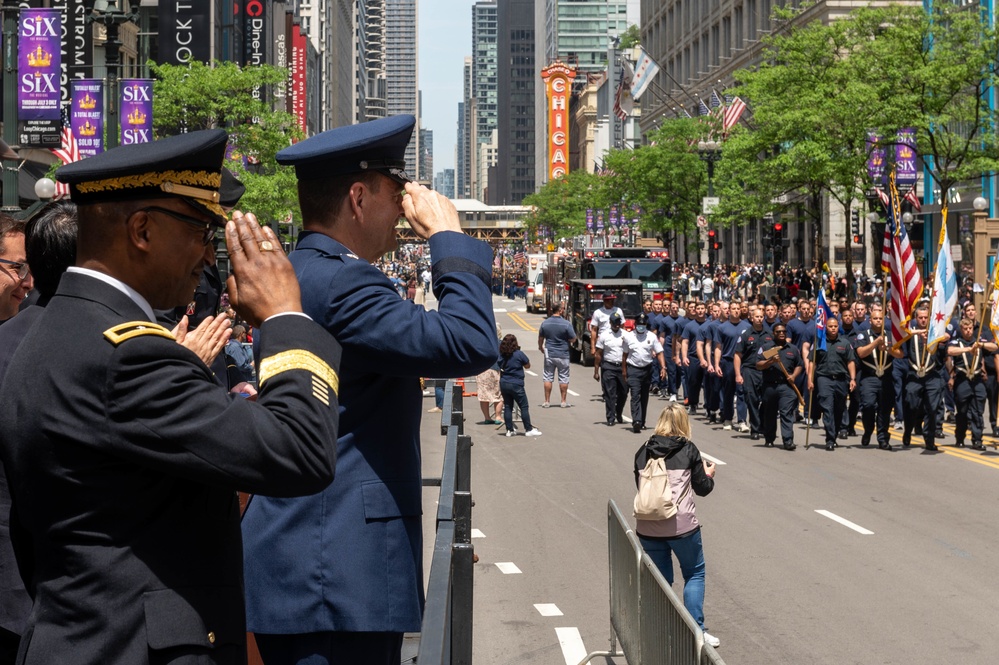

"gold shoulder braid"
[103,321,176,346]
[257,350,340,403]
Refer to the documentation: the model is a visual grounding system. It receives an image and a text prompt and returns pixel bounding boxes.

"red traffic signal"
[774,223,783,232]
[712,242,721,250]
[853,234,862,244]
[707,229,716,238]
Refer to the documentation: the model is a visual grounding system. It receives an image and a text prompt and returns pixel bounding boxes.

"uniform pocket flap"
[361,480,423,519]
[143,587,243,650]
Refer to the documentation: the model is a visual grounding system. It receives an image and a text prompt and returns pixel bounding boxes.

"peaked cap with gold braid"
[55,129,230,225]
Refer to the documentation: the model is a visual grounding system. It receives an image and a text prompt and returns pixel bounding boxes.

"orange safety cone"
[456,377,477,398]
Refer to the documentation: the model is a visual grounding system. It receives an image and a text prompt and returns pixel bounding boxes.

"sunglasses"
[138,206,216,245]
[0,257,30,281]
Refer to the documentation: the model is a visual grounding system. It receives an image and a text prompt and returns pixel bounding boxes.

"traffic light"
[713,241,722,250]
[773,222,783,247]
[707,229,716,241]
[850,210,860,237]
[707,229,717,256]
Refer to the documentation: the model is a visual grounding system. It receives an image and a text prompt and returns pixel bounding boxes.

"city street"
[421,295,999,665]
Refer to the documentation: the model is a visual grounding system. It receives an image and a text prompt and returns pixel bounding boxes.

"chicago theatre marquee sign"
[540,61,577,180]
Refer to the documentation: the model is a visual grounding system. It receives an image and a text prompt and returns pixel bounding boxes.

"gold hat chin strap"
[161,181,221,204]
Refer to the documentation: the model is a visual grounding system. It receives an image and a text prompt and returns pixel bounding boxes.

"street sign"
[702,197,719,214]
[696,215,708,228]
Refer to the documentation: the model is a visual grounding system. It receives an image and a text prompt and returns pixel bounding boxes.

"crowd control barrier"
[419,379,474,665]
[577,500,726,665]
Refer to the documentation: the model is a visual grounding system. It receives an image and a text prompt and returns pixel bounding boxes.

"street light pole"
[90,0,139,150]
[698,139,722,263]
[2,0,21,212]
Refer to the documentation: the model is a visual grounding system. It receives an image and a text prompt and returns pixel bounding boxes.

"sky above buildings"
[419,0,472,174]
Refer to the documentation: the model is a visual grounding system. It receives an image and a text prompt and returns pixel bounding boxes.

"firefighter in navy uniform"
[948,318,995,450]
[839,308,864,437]
[809,316,857,451]
[595,313,629,426]
[903,306,950,451]
[734,308,772,439]
[756,323,803,450]
[855,308,901,450]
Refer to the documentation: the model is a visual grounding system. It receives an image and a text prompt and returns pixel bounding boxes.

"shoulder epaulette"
[103,321,176,346]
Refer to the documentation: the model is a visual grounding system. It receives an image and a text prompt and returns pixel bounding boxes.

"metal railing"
[578,500,726,665]
[418,379,474,665]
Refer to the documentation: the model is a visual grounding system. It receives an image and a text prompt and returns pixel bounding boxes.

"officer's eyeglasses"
[0,257,29,281]
[138,207,216,246]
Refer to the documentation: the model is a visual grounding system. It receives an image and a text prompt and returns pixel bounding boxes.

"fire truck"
[567,278,644,365]
[543,248,672,315]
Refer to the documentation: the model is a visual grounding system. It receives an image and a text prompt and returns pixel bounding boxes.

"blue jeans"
[435,386,445,409]
[500,381,533,431]
[638,529,707,631]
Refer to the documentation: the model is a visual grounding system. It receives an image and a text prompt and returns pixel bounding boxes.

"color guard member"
[948,318,994,450]
[854,308,901,450]
[809,317,857,451]
[903,306,949,451]
[757,323,802,450]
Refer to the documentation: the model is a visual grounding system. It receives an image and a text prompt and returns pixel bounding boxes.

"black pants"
[742,367,764,434]
[256,631,404,665]
[843,378,860,432]
[685,362,704,410]
[761,382,796,446]
[601,363,627,424]
[986,373,998,431]
[860,373,894,445]
[816,375,848,446]
[627,364,653,427]
[954,377,986,445]
[704,368,720,413]
[903,374,945,448]
[719,357,736,423]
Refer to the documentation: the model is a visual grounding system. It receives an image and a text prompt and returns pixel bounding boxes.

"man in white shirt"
[593,313,628,427]
[589,292,624,359]
[623,313,666,432]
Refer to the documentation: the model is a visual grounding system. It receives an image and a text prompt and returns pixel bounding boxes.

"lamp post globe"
[973,196,988,212]
[866,212,879,225]
[901,212,913,226]
[34,177,55,201]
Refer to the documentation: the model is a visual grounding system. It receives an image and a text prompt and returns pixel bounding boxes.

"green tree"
[619,25,642,50]
[522,170,604,240]
[150,60,305,228]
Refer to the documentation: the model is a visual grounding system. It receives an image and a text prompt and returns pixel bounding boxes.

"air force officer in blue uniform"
[242,115,498,664]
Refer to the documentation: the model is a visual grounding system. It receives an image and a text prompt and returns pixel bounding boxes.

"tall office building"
[457,57,476,199]
[545,0,630,74]
[363,0,388,121]
[490,0,537,205]
[472,1,499,200]
[435,168,456,198]
[386,0,420,171]
[419,127,434,183]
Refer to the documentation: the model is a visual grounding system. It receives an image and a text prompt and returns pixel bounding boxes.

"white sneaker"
[669,394,677,402]
[525,429,543,437]
[722,421,733,431]
[737,422,750,433]
[505,431,516,437]
[541,402,550,408]
[703,632,721,648]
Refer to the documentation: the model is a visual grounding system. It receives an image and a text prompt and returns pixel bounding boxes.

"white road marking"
[567,389,580,396]
[495,562,522,574]
[555,627,587,665]
[700,452,727,466]
[503,299,516,303]
[471,528,486,539]
[526,370,538,377]
[815,510,874,535]
[622,415,633,423]
[534,603,563,617]
[494,308,508,313]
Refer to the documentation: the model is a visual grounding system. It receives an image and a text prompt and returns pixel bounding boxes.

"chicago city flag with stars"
[928,224,957,351]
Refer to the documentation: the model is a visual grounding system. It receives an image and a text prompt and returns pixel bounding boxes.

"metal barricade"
[639,553,704,665]
[419,379,474,665]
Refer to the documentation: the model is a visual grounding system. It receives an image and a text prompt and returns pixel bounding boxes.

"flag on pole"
[51,124,81,198]
[883,174,923,348]
[613,60,635,120]
[904,187,922,212]
[990,260,999,337]
[698,99,711,116]
[722,96,747,131]
[927,222,958,351]
[815,288,833,351]
[630,48,660,100]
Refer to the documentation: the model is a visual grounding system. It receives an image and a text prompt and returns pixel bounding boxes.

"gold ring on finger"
[259,240,275,252]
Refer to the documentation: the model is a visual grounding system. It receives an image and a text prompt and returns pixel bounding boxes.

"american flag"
[698,99,711,116]
[881,175,923,347]
[50,124,81,198]
[723,96,747,131]
[710,90,723,113]
[513,250,526,262]
[904,187,922,212]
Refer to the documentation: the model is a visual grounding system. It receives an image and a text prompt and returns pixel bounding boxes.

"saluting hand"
[225,212,303,329]
[401,182,462,239]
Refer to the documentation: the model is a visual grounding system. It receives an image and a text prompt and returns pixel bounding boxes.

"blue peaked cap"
[277,115,416,184]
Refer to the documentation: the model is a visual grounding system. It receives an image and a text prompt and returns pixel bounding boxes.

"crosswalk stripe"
[555,627,587,665]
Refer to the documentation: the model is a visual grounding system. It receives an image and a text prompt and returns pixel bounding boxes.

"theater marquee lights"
[541,61,577,180]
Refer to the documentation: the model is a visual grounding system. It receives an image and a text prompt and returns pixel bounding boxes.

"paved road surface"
[420,295,999,664]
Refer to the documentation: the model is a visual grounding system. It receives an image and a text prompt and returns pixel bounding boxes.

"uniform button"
[208,631,216,645]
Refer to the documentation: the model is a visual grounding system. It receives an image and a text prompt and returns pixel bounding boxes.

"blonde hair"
[653,403,691,439]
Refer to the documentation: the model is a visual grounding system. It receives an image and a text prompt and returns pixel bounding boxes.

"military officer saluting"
[756,323,803,450]
[595,313,629,426]
[622,312,666,432]
[241,115,497,664]
[854,307,902,450]
[948,318,995,450]
[0,130,341,665]
[809,316,857,451]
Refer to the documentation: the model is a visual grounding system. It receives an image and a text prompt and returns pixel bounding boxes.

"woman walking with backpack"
[633,403,719,646]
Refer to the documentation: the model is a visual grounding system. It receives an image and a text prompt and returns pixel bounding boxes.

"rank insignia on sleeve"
[103,321,177,346]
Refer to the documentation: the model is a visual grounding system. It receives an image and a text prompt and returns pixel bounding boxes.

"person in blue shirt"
[713,304,746,429]
[537,301,577,407]
[659,300,680,400]
[681,303,707,414]
[500,334,542,436]
[699,303,723,423]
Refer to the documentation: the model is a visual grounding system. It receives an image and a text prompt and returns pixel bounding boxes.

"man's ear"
[348,181,369,221]
[125,209,153,253]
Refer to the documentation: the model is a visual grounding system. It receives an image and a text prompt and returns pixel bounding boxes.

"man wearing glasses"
[0,216,32,324]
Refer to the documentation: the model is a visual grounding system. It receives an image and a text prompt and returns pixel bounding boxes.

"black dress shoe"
[955,441,965,448]
[902,437,911,448]
[616,415,624,424]
[826,443,835,451]
[607,420,616,427]
[633,423,642,433]
[750,432,761,441]
[837,430,848,440]
[847,428,858,437]
[784,442,797,450]
[861,434,871,447]
[972,442,986,451]
[926,444,939,451]
[764,440,774,447]
[878,441,893,451]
